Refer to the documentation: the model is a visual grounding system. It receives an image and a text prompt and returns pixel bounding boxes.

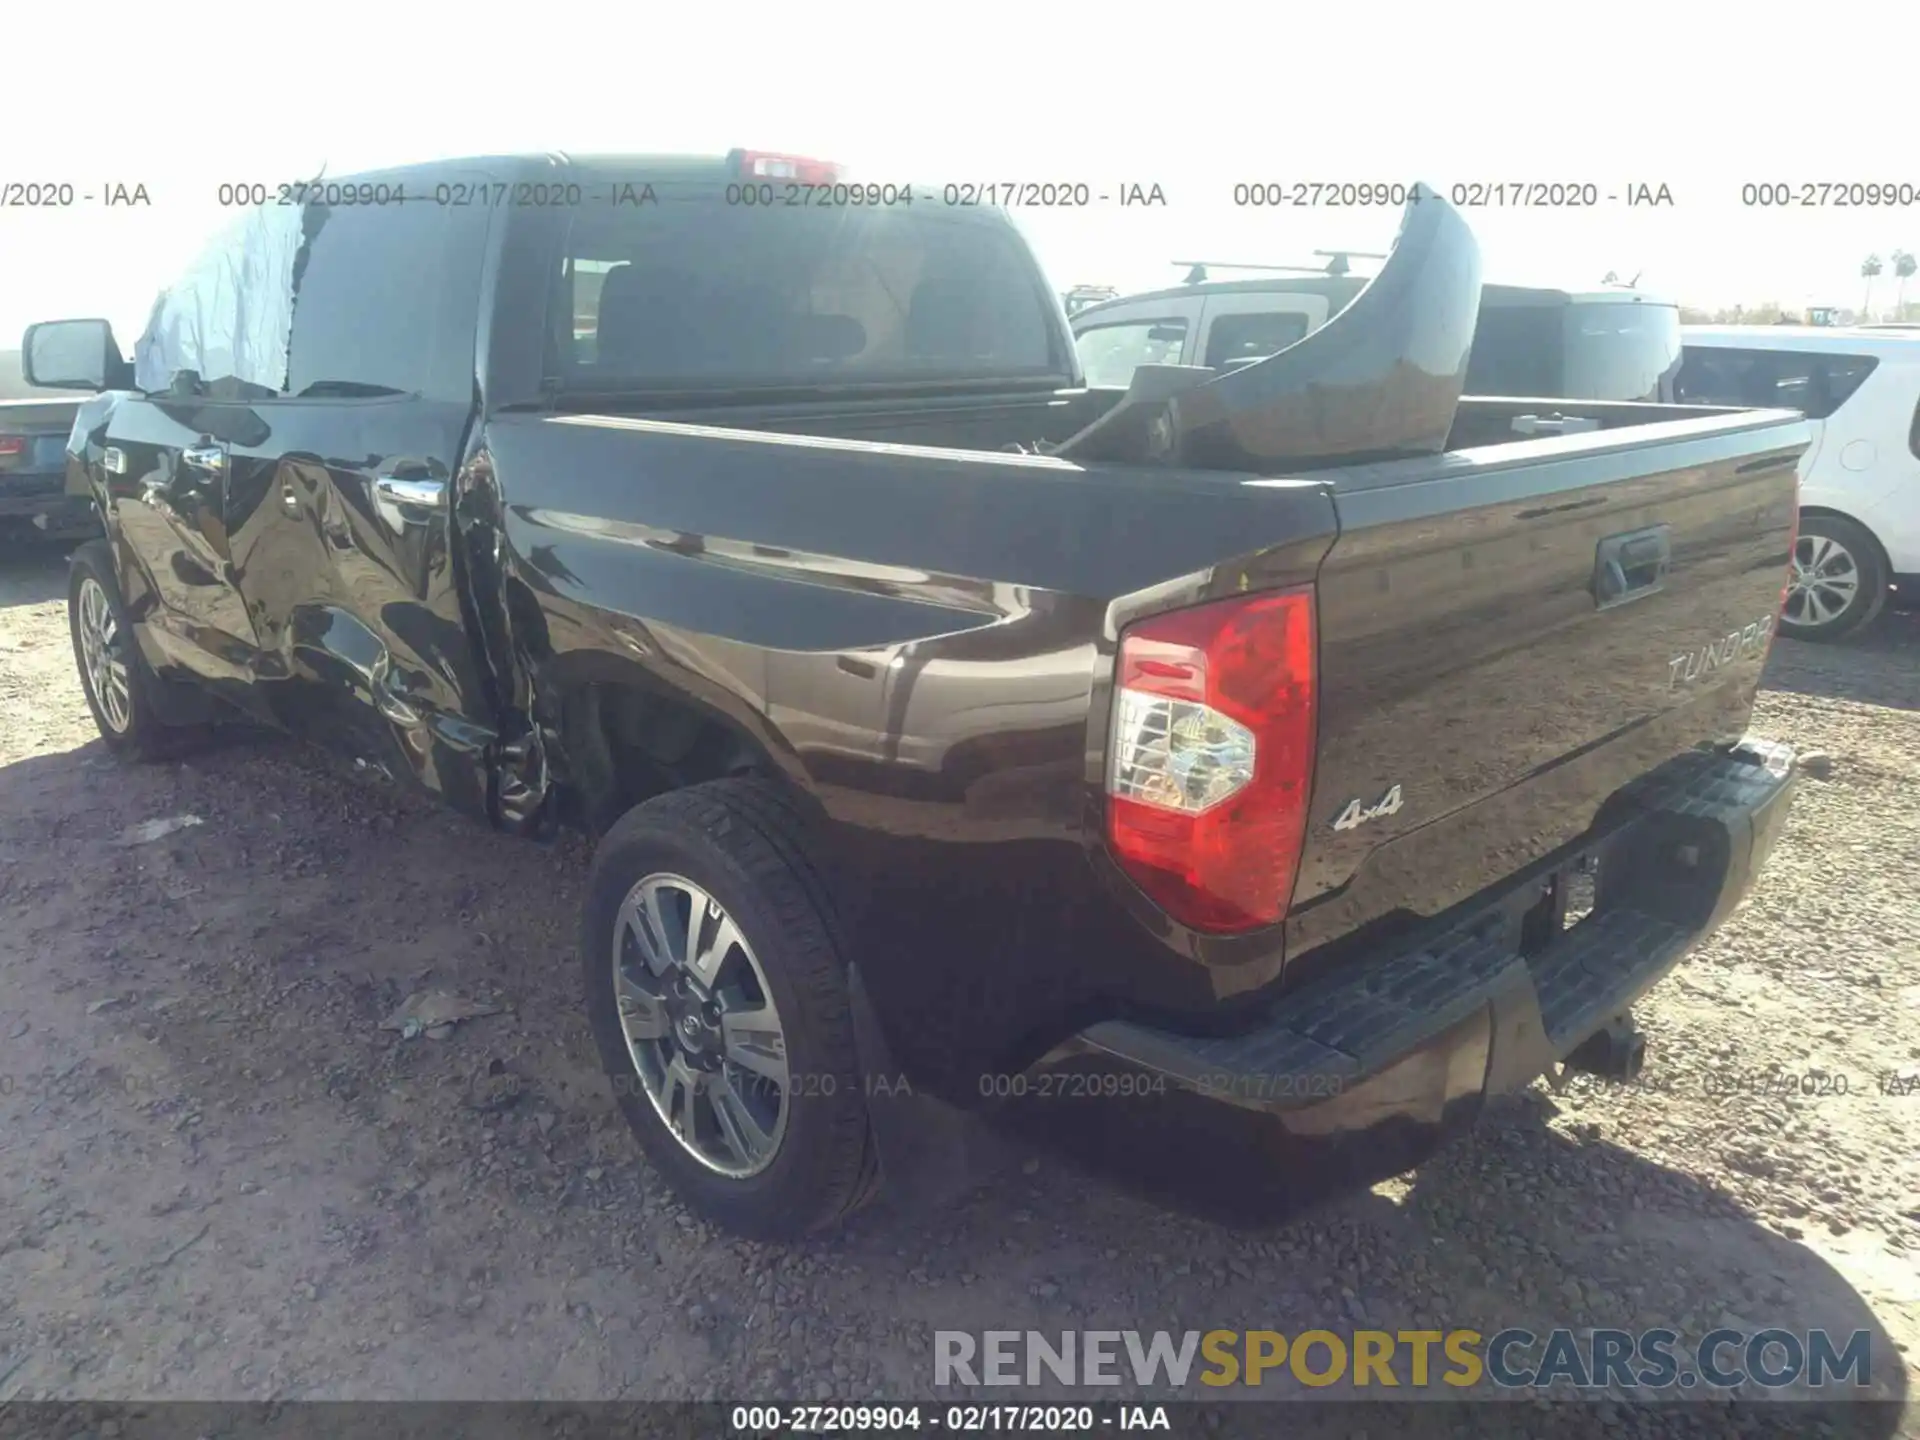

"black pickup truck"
[25,154,1806,1239]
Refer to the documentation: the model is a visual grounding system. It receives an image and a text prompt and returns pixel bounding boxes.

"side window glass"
[1073,319,1188,388]
[1797,355,1878,420]
[1674,348,1757,406]
[1203,311,1311,368]
[285,194,487,400]
[1676,347,1879,419]
[569,258,615,366]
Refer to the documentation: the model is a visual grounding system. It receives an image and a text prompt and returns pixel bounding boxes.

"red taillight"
[1105,587,1318,934]
[0,436,25,457]
[730,150,843,185]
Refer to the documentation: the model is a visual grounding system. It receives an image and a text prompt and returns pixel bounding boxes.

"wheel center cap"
[664,988,721,1056]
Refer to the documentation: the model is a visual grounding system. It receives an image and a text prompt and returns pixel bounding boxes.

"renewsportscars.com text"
[934,1328,1874,1392]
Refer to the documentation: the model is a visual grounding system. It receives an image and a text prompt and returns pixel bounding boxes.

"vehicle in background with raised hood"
[25,155,1805,1239]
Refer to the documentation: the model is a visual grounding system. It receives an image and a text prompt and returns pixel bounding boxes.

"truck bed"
[485,394,1807,1091]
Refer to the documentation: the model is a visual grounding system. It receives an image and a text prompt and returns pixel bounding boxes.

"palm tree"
[1893,250,1918,319]
[1861,253,1883,319]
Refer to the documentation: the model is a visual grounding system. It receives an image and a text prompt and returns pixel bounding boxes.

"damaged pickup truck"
[25,153,1806,1239]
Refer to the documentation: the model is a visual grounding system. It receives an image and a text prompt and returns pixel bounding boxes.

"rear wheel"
[1781,514,1887,642]
[581,778,875,1239]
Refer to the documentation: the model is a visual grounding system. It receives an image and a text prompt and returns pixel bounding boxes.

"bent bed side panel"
[477,413,1339,1093]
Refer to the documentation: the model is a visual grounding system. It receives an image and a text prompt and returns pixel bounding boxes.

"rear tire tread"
[588,776,877,1238]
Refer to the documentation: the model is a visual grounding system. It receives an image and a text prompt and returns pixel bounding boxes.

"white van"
[1677,327,1920,640]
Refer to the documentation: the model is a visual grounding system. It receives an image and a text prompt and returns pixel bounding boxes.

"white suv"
[1677,327,1920,641]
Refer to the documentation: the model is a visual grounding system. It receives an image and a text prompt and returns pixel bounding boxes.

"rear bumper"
[0,474,95,534]
[1010,739,1797,1221]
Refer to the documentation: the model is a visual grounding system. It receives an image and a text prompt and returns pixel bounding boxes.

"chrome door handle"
[373,475,445,510]
[181,443,225,475]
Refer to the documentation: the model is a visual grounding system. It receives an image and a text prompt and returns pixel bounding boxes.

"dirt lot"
[2,539,1917,1430]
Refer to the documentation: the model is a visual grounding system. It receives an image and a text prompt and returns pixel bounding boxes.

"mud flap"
[1480,957,1558,1095]
[846,962,1020,1212]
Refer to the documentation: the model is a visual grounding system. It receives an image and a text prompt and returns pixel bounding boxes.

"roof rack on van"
[1174,250,1389,284]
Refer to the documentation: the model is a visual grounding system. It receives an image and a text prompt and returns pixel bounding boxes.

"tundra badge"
[1669,613,1776,689]
[1333,784,1403,832]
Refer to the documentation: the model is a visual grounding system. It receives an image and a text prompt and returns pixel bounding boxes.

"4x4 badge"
[1333,784,1403,832]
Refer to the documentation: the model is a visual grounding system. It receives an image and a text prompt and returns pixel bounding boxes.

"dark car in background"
[0,393,96,542]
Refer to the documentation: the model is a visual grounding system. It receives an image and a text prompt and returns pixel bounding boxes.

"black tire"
[581,777,876,1240]
[1780,513,1887,643]
[66,541,202,761]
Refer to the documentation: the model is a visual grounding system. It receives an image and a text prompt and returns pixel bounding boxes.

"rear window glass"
[1465,301,1681,402]
[1464,306,1564,397]
[1203,311,1311,368]
[1074,318,1188,387]
[555,200,1059,390]
[1563,303,1681,403]
[1674,347,1879,420]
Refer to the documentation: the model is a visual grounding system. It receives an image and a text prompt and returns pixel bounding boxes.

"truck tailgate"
[1287,410,1807,951]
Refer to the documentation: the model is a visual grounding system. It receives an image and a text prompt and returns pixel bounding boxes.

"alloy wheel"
[76,576,132,734]
[611,872,790,1177]
[1785,533,1861,631]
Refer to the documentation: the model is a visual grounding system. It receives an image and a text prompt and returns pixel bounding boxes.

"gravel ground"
[1,539,1917,1435]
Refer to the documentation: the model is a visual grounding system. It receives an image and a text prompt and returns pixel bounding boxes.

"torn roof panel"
[65,388,130,458]
[131,201,307,396]
[65,202,307,460]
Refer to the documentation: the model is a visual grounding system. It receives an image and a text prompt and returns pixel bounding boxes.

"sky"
[3,0,1917,347]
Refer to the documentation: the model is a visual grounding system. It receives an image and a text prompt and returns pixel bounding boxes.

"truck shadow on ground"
[0,730,1907,1419]
[844,1092,1909,1418]
[1765,612,1920,712]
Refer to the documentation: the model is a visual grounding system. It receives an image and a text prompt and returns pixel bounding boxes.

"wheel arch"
[537,649,817,838]
[1795,504,1893,579]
